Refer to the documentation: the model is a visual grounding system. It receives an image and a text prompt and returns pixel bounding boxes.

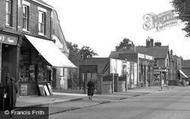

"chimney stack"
[155,42,161,47]
[146,37,154,47]
[146,39,150,47]
[150,38,154,47]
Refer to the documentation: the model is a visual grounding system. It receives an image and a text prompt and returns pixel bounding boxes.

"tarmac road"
[50,86,190,119]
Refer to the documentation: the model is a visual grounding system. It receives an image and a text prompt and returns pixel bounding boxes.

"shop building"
[0,0,75,96]
[110,51,154,87]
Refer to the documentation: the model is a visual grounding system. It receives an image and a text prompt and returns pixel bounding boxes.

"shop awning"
[25,35,76,68]
[179,70,188,78]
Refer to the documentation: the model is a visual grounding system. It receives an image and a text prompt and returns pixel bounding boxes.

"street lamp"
[126,71,128,92]
[159,67,163,90]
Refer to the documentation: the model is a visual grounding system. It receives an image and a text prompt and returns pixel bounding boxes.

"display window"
[19,38,53,95]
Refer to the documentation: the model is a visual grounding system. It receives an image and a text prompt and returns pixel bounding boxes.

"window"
[60,68,66,77]
[38,9,46,35]
[23,4,29,30]
[6,0,13,26]
[122,65,127,75]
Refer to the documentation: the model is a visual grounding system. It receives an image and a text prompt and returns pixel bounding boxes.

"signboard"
[154,69,167,72]
[0,34,18,45]
[47,83,53,95]
[79,65,97,73]
[20,84,28,96]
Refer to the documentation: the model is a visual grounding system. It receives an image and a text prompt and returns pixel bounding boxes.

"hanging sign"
[0,34,18,45]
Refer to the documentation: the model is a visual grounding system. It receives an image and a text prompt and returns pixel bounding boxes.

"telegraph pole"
[112,73,114,93]
[126,72,128,92]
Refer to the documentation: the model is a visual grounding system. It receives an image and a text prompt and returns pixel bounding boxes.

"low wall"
[118,81,126,92]
[101,81,112,94]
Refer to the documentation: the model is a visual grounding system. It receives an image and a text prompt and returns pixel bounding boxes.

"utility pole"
[112,73,114,93]
[160,70,163,90]
[126,72,128,92]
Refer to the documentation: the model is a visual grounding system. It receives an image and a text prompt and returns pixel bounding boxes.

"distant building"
[182,60,190,80]
[110,51,154,87]
[170,54,183,81]
[136,38,185,86]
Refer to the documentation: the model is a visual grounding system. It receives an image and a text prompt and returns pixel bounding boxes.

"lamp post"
[112,73,114,94]
[126,72,128,92]
[124,59,128,92]
[159,67,163,90]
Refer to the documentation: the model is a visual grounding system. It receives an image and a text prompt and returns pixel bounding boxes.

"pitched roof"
[109,50,136,59]
[136,46,169,59]
[33,0,53,8]
[182,60,190,68]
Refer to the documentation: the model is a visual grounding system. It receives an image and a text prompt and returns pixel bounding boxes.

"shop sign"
[154,69,167,72]
[0,34,18,45]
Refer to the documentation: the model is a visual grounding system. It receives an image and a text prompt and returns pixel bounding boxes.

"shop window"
[6,0,13,26]
[63,68,67,77]
[23,2,30,31]
[38,7,46,35]
[122,65,127,76]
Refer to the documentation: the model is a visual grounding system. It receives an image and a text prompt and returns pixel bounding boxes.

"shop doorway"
[1,44,17,85]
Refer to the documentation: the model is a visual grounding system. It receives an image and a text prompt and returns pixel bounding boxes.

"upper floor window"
[38,7,46,35]
[6,0,13,26]
[23,4,29,31]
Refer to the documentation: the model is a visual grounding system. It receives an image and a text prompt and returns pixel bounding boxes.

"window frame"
[22,2,30,31]
[38,7,47,36]
[5,0,13,26]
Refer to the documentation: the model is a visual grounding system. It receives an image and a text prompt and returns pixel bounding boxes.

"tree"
[66,42,98,63]
[115,38,135,51]
[172,0,190,36]
[79,46,98,60]
[66,42,80,64]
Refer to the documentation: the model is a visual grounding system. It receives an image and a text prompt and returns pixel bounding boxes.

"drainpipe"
[112,73,114,93]
[16,0,18,31]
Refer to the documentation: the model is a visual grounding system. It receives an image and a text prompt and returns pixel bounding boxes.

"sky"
[44,0,190,59]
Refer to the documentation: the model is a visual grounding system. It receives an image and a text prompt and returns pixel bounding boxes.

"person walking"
[87,80,95,100]
[4,74,17,111]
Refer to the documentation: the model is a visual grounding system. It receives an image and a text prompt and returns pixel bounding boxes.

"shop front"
[19,35,75,96]
[0,33,19,86]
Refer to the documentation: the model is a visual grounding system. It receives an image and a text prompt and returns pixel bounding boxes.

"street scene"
[0,0,190,119]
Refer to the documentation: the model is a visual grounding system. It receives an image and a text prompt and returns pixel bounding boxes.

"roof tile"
[136,46,169,59]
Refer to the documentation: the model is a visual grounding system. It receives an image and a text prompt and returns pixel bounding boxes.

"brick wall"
[79,58,110,74]
[20,0,51,39]
[0,0,51,38]
[0,0,18,34]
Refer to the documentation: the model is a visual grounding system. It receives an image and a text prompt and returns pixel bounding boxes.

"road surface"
[50,86,190,119]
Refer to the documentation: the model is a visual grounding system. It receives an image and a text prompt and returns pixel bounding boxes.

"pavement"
[15,86,175,115]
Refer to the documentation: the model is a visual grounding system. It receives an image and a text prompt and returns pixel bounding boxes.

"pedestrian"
[87,80,95,100]
[5,74,17,111]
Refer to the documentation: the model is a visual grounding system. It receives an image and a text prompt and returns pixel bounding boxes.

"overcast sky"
[44,0,190,59]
